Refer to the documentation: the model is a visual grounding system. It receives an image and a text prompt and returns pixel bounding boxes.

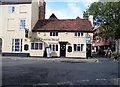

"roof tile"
[33,15,93,32]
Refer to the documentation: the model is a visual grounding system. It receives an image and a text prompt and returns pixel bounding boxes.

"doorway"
[86,44,91,57]
[59,42,67,57]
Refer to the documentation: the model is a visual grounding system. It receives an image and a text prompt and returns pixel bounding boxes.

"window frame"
[74,32,84,37]
[49,44,58,52]
[50,31,58,36]
[12,38,22,52]
[20,19,26,29]
[8,6,16,13]
[31,42,43,50]
[73,44,84,52]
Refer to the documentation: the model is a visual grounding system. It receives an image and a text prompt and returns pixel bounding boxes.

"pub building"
[0,0,93,58]
[31,14,93,58]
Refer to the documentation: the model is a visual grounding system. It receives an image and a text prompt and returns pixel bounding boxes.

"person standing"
[106,47,112,58]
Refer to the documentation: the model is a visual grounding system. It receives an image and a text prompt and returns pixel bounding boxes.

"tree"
[83,2,120,39]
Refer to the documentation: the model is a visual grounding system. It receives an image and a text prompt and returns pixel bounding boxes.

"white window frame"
[49,44,58,51]
[31,42,43,50]
[74,32,84,37]
[8,6,16,13]
[50,31,58,36]
[73,44,84,52]
[12,38,22,53]
[20,19,26,29]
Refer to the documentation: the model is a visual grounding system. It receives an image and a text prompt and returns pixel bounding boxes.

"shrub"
[97,49,106,55]
[112,52,120,57]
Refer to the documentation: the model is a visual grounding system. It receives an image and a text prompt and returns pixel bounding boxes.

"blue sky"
[45,0,98,19]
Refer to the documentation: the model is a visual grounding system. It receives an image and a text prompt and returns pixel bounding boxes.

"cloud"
[45,6,83,19]
[80,0,98,7]
[45,8,70,19]
[45,0,98,19]
[67,2,80,14]
[67,2,83,18]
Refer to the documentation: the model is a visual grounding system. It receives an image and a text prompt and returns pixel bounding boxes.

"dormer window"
[8,6,16,13]
[50,31,58,36]
[75,32,84,37]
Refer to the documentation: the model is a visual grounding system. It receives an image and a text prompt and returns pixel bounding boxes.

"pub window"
[50,31,58,36]
[74,32,84,37]
[74,44,84,52]
[49,44,58,51]
[31,42,43,50]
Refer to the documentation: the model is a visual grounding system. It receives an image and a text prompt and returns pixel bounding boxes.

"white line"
[81,79,90,82]
[113,78,120,80]
[57,81,73,85]
[33,83,49,86]
[96,78,106,81]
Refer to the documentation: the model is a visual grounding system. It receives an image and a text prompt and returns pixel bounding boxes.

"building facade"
[0,0,45,56]
[0,0,93,58]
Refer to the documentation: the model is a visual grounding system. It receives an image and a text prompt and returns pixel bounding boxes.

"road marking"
[96,78,106,81]
[33,83,49,86]
[57,81,73,85]
[113,78,120,80]
[81,80,90,82]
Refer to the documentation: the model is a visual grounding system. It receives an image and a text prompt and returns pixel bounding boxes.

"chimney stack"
[88,15,93,27]
[39,0,46,20]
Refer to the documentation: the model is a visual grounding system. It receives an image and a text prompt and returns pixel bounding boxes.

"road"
[1,56,120,86]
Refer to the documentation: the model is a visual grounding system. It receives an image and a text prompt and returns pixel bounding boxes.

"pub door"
[86,44,91,57]
[59,42,67,57]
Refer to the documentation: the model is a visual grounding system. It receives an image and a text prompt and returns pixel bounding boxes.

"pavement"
[1,56,99,63]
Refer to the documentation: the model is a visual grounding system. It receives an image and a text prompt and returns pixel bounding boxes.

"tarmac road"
[1,56,120,86]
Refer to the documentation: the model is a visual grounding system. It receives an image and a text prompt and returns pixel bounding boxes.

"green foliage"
[112,52,120,59]
[83,2,120,39]
[112,52,120,57]
[97,49,106,55]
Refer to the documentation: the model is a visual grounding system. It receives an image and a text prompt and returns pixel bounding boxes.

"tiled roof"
[33,16,93,32]
[0,0,32,4]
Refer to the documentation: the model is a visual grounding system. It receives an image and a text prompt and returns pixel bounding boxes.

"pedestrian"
[106,47,112,58]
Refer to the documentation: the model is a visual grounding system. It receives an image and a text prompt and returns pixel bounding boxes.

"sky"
[45,0,98,19]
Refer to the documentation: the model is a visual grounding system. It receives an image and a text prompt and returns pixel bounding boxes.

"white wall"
[0,5,2,38]
[1,4,32,53]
